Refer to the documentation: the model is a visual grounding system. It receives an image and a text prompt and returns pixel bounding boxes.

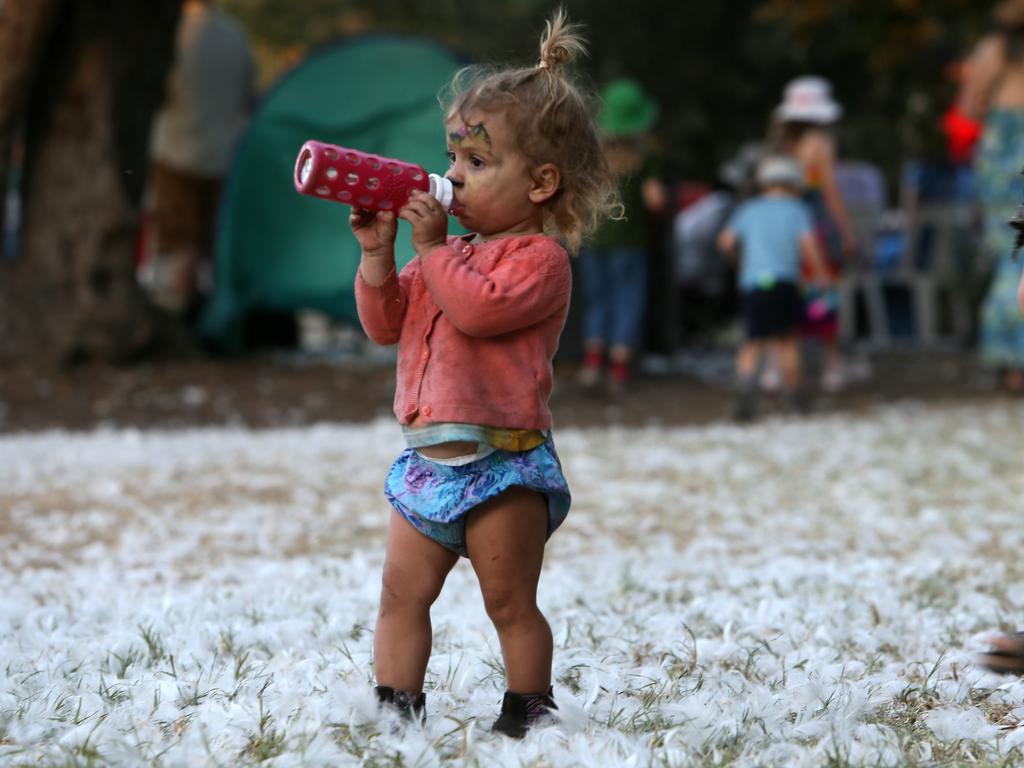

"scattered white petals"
[0,402,1023,765]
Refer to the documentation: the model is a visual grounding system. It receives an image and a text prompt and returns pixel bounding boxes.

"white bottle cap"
[428,174,454,211]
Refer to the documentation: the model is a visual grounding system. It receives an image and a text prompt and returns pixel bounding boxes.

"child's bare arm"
[641,178,668,214]
[958,35,1004,121]
[717,228,738,260]
[1017,267,1024,316]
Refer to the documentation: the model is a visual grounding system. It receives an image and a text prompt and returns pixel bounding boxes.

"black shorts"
[741,281,802,339]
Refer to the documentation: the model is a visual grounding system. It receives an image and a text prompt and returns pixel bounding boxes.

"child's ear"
[529,163,561,204]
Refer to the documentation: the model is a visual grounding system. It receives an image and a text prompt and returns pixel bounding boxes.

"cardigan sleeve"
[354,261,414,345]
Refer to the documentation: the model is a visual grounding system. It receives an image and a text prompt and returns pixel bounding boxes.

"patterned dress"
[976,109,1024,369]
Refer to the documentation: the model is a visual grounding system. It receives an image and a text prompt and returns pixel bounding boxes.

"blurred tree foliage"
[222,0,1000,194]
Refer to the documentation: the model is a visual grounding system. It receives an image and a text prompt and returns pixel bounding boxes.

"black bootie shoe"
[375,685,426,722]
[490,688,556,738]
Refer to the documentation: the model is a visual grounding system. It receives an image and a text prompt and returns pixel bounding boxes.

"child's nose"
[445,171,463,187]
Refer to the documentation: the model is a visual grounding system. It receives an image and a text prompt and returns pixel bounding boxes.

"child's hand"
[399,189,448,256]
[349,208,397,259]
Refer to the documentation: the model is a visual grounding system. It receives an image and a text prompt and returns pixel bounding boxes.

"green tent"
[201,35,466,350]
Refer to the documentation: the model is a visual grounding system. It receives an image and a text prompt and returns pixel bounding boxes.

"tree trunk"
[0,0,58,255]
[0,0,183,366]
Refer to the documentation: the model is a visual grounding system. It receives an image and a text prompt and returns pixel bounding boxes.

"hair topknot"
[440,7,620,252]
[538,8,587,71]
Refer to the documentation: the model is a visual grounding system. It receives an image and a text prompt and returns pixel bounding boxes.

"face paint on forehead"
[448,123,491,147]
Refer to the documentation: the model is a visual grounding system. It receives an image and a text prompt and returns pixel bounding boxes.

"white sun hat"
[756,155,805,190]
[776,76,842,124]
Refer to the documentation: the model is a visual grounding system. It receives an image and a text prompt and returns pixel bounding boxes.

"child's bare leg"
[736,341,762,380]
[821,338,845,391]
[374,509,459,692]
[733,341,763,421]
[466,486,551,693]
[774,335,802,391]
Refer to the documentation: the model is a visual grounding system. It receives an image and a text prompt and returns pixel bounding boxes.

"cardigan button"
[462,244,473,255]
[422,405,432,416]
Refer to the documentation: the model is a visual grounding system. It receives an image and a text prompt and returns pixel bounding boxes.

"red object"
[674,181,711,213]
[294,141,432,212]
[940,106,983,166]
[582,349,603,372]
[608,360,631,384]
[134,209,152,269]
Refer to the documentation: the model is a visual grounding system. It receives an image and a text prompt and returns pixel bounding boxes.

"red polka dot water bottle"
[293,141,453,213]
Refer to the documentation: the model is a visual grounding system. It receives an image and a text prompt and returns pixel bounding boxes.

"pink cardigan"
[355,234,571,430]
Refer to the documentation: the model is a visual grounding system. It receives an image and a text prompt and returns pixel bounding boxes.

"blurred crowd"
[592,0,1024,416]
[5,0,1024,419]
[572,47,1020,418]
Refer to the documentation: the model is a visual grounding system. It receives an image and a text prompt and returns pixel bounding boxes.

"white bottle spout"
[428,174,454,212]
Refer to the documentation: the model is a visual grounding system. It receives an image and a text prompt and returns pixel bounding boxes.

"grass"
[2,403,1024,765]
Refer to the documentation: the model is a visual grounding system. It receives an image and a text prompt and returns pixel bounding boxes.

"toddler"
[350,10,617,737]
[717,155,830,421]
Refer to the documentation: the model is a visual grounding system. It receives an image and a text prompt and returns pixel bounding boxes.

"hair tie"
[537,60,550,69]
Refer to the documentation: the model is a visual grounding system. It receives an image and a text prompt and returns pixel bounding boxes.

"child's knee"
[379,563,443,613]
[481,585,538,628]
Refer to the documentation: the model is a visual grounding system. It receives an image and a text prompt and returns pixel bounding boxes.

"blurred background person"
[717,155,831,421]
[144,0,255,317]
[577,78,667,397]
[959,0,1024,394]
[671,142,763,348]
[769,76,857,393]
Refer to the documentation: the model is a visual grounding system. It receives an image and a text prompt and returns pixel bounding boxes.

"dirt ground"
[0,346,1012,434]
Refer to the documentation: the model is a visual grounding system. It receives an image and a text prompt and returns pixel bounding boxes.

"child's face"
[444,110,545,238]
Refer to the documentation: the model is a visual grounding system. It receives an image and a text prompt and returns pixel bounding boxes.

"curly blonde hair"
[441,9,621,252]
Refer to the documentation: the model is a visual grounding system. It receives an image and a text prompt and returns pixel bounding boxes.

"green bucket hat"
[599,79,658,137]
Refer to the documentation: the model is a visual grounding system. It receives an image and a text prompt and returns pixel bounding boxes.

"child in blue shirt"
[717,155,831,421]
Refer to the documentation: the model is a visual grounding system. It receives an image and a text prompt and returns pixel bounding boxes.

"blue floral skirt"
[384,435,571,557]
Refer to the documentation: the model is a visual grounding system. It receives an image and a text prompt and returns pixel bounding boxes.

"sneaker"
[577,349,604,390]
[606,361,630,398]
[821,364,847,393]
[758,363,782,392]
[375,685,426,723]
[490,689,557,738]
[576,364,601,389]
